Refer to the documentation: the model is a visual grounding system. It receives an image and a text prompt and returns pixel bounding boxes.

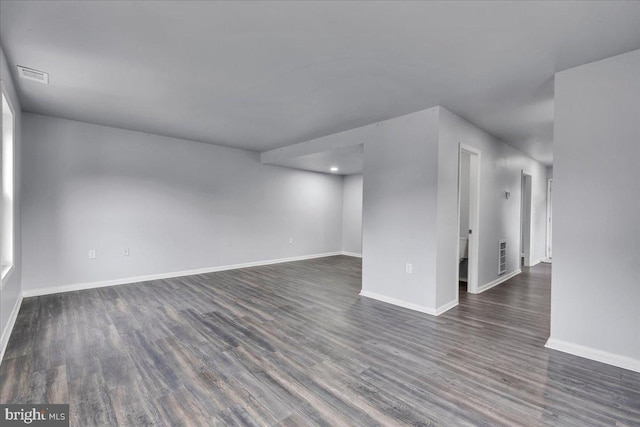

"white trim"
[435,298,458,315]
[472,269,521,294]
[529,258,543,267]
[341,251,362,258]
[546,178,552,259]
[540,258,552,264]
[1,264,14,284]
[0,293,23,366]
[459,143,482,156]
[457,143,481,296]
[359,291,437,316]
[359,291,459,317]
[545,338,640,374]
[520,171,534,267]
[1,82,16,288]
[22,252,342,298]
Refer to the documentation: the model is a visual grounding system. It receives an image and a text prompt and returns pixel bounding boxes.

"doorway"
[546,178,553,260]
[520,172,533,267]
[457,144,480,294]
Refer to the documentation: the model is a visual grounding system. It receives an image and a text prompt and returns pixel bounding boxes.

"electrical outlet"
[124,248,130,256]
[88,250,96,259]
[288,237,293,244]
[406,263,412,274]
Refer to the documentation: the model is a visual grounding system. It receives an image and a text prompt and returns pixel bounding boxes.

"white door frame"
[546,178,552,259]
[520,171,534,267]
[457,143,481,295]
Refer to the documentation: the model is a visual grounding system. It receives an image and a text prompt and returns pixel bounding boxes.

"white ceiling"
[1,1,639,167]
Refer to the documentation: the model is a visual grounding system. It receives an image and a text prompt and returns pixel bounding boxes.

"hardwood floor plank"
[109,380,164,427]
[68,373,117,427]
[43,364,69,404]
[155,387,219,427]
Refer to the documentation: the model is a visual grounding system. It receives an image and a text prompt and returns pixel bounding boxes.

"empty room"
[1,1,639,426]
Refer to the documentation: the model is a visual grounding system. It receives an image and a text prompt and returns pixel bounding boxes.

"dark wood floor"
[1,256,639,426]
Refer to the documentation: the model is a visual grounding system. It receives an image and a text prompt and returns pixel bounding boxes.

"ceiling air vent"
[17,66,49,84]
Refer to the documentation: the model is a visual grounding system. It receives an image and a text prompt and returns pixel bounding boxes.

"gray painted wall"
[342,174,363,255]
[21,114,344,293]
[0,45,22,352]
[550,49,640,364]
[362,108,440,310]
[436,108,548,307]
[287,105,549,314]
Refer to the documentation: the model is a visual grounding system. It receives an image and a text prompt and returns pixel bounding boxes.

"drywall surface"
[21,114,344,292]
[342,174,363,255]
[0,45,22,354]
[436,108,548,307]
[550,49,640,365]
[362,108,440,311]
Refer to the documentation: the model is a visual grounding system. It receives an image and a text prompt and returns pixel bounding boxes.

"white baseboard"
[529,258,544,267]
[545,337,640,374]
[435,298,458,315]
[22,252,343,298]
[540,258,552,264]
[359,291,439,316]
[0,294,23,366]
[341,251,362,258]
[473,269,521,294]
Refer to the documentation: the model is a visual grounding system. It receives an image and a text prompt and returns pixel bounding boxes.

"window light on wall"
[1,84,15,285]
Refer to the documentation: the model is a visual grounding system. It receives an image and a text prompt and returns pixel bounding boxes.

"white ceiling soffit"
[1,1,640,166]
[269,144,364,176]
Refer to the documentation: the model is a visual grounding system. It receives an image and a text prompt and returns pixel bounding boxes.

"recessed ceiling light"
[17,65,49,84]
[330,166,339,172]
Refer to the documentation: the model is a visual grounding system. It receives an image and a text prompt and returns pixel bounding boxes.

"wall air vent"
[17,66,49,84]
[498,240,507,275]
